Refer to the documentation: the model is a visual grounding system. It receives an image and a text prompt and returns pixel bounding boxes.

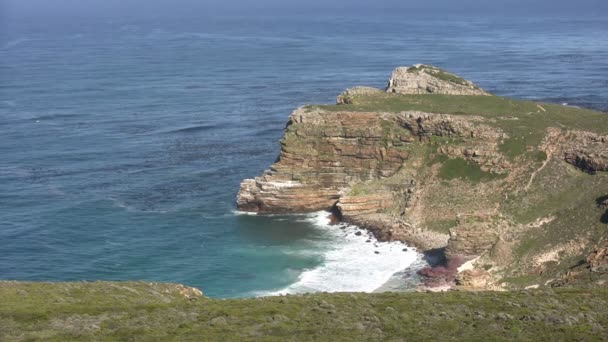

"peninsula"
[237,64,608,289]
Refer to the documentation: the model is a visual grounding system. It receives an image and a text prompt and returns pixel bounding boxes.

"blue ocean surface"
[1,12,607,297]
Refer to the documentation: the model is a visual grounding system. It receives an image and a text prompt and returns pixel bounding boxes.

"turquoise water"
[1,12,607,297]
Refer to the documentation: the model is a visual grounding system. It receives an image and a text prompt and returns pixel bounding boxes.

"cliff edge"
[237,65,608,290]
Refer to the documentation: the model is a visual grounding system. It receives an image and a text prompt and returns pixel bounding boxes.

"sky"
[3,0,608,17]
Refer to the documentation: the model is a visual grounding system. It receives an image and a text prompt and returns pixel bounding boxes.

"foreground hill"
[238,65,608,289]
[1,281,607,341]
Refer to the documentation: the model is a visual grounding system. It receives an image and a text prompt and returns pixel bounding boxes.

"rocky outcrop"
[457,269,494,288]
[551,241,608,288]
[445,217,499,261]
[237,108,411,213]
[394,111,509,172]
[337,193,394,215]
[588,245,608,273]
[562,131,608,173]
[337,86,383,104]
[386,64,490,96]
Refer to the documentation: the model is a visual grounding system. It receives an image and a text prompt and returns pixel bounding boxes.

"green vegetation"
[425,218,458,234]
[317,93,607,160]
[406,65,421,73]
[317,94,607,130]
[406,65,471,86]
[1,281,607,341]
[438,157,504,182]
[425,68,471,86]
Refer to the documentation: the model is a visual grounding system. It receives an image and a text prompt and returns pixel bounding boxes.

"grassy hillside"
[1,281,607,341]
[314,93,607,160]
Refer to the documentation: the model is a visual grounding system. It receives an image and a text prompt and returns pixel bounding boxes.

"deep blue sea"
[1,11,607,298]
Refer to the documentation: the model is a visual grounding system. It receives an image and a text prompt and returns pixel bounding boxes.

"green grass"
[426,68,471,86]
[315,93,607,132]
[314,93,607,160]
[405,65,471,86]
[425,218,459,234]
[438,157,504,182]
[2,281,608,341]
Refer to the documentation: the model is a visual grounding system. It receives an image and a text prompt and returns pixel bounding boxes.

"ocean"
[1,11,607,298]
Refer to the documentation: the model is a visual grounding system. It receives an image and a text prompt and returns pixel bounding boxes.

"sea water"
[1,11,607,297]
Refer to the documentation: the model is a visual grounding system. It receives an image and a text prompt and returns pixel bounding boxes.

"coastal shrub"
[2,282,608,341]
[534,150,548,162]
[595,195,608,207]
[425,69,470,86]
[499,137,527,160]
[438,158,502,182]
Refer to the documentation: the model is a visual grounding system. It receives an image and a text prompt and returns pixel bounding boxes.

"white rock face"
[386,64,490,96]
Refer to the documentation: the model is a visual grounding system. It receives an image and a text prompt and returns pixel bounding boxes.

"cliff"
[238,65,608,289]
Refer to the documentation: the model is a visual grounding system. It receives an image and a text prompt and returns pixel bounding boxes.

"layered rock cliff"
[238,65,608,289]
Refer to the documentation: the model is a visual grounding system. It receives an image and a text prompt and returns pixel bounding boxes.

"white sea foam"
[260,211,422,296]
[1,38,32,50]
[232,209,258,216]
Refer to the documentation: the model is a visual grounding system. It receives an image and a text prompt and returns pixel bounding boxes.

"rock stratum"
[238,65,608,290]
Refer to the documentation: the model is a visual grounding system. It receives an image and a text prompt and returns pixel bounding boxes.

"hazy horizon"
[3,0,608,19]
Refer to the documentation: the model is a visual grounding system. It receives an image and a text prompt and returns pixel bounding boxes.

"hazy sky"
[3,0,608,17]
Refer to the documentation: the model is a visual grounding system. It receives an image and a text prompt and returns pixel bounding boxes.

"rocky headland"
[238,64,608,290]
[2,66,608,341]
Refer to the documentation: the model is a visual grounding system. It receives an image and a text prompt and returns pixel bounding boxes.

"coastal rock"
[562,131,608,173]
[457,269,494,288]
[337,86,383,105]
[445,217,498,260]
[236,107,410,213]
[587,244,608,273]
[551,240,608,287]
[174,284,204,300]
[337,193,394,215]
[386,64,490,96]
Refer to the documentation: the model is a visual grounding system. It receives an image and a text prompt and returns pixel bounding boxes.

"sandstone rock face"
[337,86,383,105]
[394,111,509,172]
[236,106,507,250]
[237,107,410,213]
[562,131,608,173]
[445,218,499,260]
[386,64,490,96]
[551,241,608,287]
[457,269,494,288]
[588,244,608,273]
[337,193,394,216]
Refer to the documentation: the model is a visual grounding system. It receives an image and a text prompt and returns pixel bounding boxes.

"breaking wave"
[259,211,422,296]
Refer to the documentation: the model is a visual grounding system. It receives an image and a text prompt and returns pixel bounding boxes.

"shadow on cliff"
[596,195,608,224]
[417,248,465,288]
[422,248,447,267]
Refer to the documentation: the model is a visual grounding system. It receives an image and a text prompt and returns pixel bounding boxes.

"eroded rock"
[445,217,499,260]
[561,131,608,173]
[337,86,383,105]
[457,269,494,288]
[386,64,490,96]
